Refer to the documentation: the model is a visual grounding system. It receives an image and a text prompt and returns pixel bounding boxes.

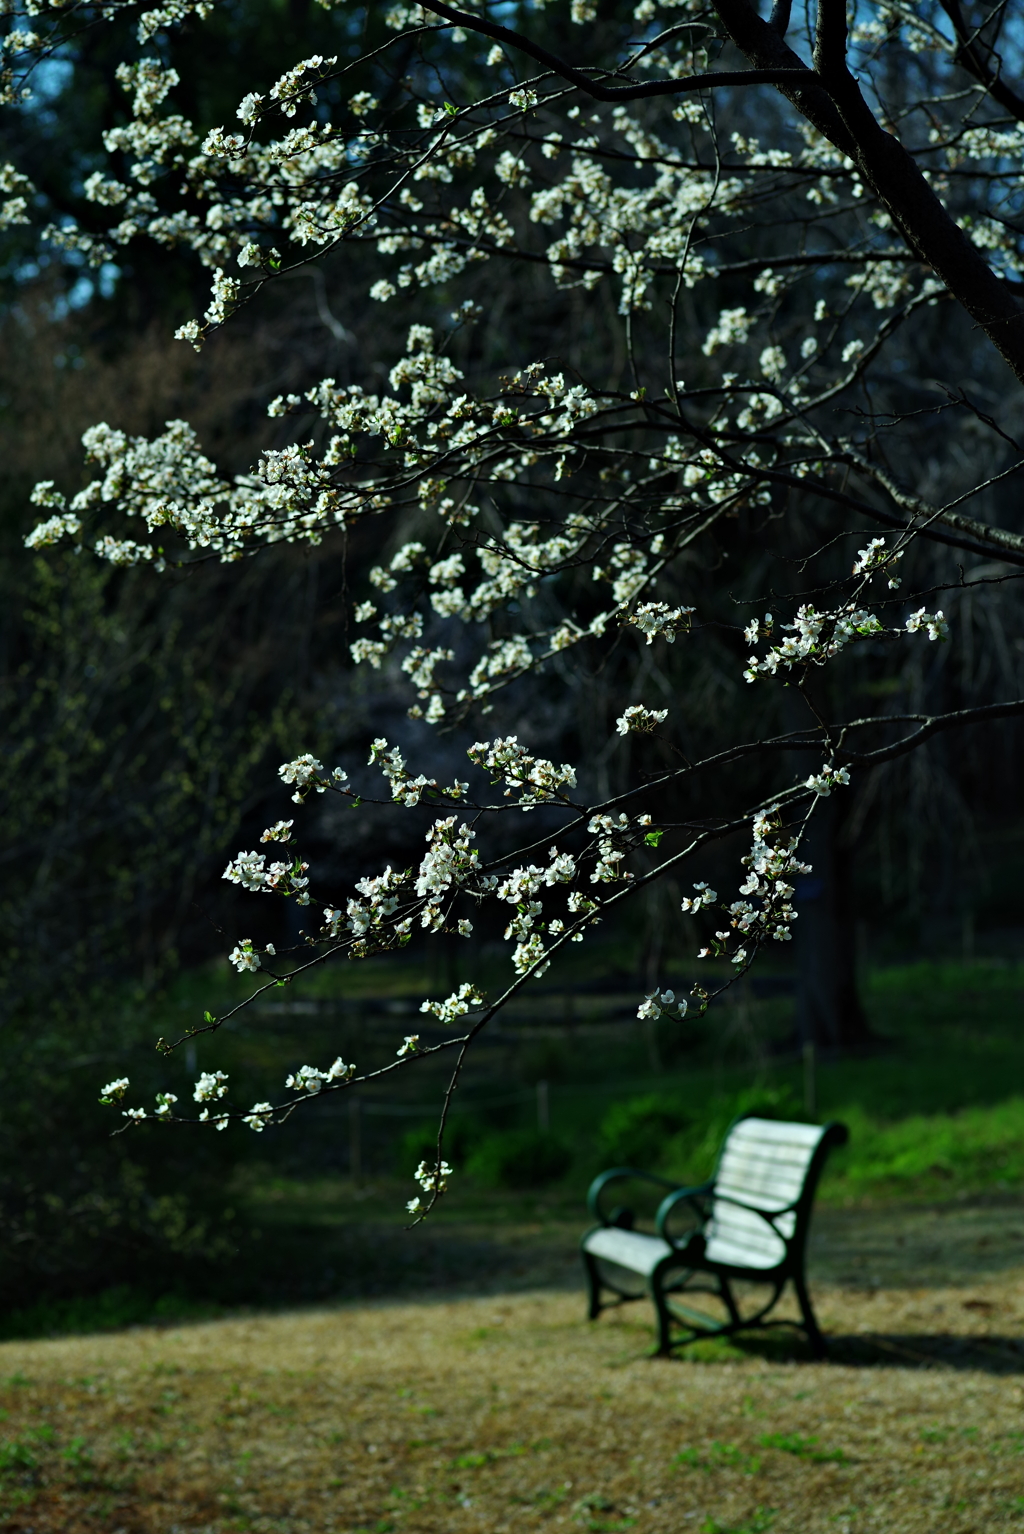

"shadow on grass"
[0,1285,227,1342]
[0,1222,581,1343]
[655,1327,1024,1374]
[826,1331,1024,1372]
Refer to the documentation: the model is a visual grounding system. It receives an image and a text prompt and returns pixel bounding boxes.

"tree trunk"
[794,794,872,1051]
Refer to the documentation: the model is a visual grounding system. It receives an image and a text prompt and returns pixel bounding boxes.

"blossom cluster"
[637,988,687,1022]
[467,737,576,808]
[222,849,310,901]
[419,982,485,1024]
[285,1057,354,1092]
[407,1157,453,1213]
[806,765,851,797]
[368,736,466,806]
[26,0,1005,1196]
[616,704,668,736]
[744,603,884,682]
[716,808,813,962]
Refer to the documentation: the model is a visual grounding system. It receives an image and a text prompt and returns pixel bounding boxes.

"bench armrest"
[654,1181,715,1242]
[586,1166,681,1226]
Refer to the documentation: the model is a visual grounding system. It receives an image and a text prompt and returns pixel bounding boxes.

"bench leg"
[794,1274,827,1359]
[718,1276,741,1328]
[583,1251,603,1321]
[650,1274,674,1356]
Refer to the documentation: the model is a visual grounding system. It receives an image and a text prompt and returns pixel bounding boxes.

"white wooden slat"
[726,1118,824,1147]
[703,1202,791,1269]
[715,1167,807,1208]
[720,1122,824,1162]
[583,1226,672,1277]
[715,1119,825,1207]
[720,1123,823,1157]
[703,1118,825,1270]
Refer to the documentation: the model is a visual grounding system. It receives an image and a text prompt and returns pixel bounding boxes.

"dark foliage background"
[2,0,1024,1313]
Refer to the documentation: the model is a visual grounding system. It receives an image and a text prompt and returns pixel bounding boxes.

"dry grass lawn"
[1,1268,1024,1534]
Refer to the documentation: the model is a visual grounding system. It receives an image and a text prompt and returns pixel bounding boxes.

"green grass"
[823,1096,1024,1202]
[757,1433,847,1464]
[810,960,1024,1202]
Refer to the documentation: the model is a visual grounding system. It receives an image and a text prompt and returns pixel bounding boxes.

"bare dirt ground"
[3,1201,1024,1534]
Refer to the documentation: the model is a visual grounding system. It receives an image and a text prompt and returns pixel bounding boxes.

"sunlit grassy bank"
[8,958,1024,1342]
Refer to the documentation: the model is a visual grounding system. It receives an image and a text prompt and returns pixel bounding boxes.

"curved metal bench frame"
[581,1116,848,1357]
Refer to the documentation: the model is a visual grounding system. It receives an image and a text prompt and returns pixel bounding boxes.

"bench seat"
[583,1226,674,1277]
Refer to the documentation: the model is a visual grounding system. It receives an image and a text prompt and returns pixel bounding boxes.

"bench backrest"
[704,1117,833,1271]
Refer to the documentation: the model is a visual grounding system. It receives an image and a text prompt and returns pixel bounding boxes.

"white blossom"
[419,982,485,1024]
[467,737,576,807]
[759,345,786,381]
[623,603,694,645]
[508,87,538,111]
[637,988,687,1021]
[285,1057,354,1092]
[616,704,668,735]
[806,764,851,796]
[702,307,752,356]
[905,608,949,641]
[415,818,479,897]
[414,1158,453,1194]
[236,91,264,124]
[229,939,260,972]
[268,54,337,117]
[194,1071,229,1102]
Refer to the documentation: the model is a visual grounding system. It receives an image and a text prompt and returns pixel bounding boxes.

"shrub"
[599,1094,691,1168]
[518,1038,570,1085]
[398,1117,481,1173]
[467,1129,573,1189]
[599,1084,803,1178]
[661,1084,803,1181]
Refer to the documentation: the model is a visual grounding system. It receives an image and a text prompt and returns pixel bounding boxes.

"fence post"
[536,1078,550,1133]
[802,1040,817,1118]
[349,1094,362,1183]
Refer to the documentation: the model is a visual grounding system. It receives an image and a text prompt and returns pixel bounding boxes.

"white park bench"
[581,1115,848,1356]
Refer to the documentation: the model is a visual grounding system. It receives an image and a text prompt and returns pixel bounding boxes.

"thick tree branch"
[837,447,1024,560]
[840,698,1024,766]
[938,0,1024,123]
[417,0,811,100]
[424,0,1024,386]
[709,0,1024,383]
[768,0,793,37]
[812,0,1024,373]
